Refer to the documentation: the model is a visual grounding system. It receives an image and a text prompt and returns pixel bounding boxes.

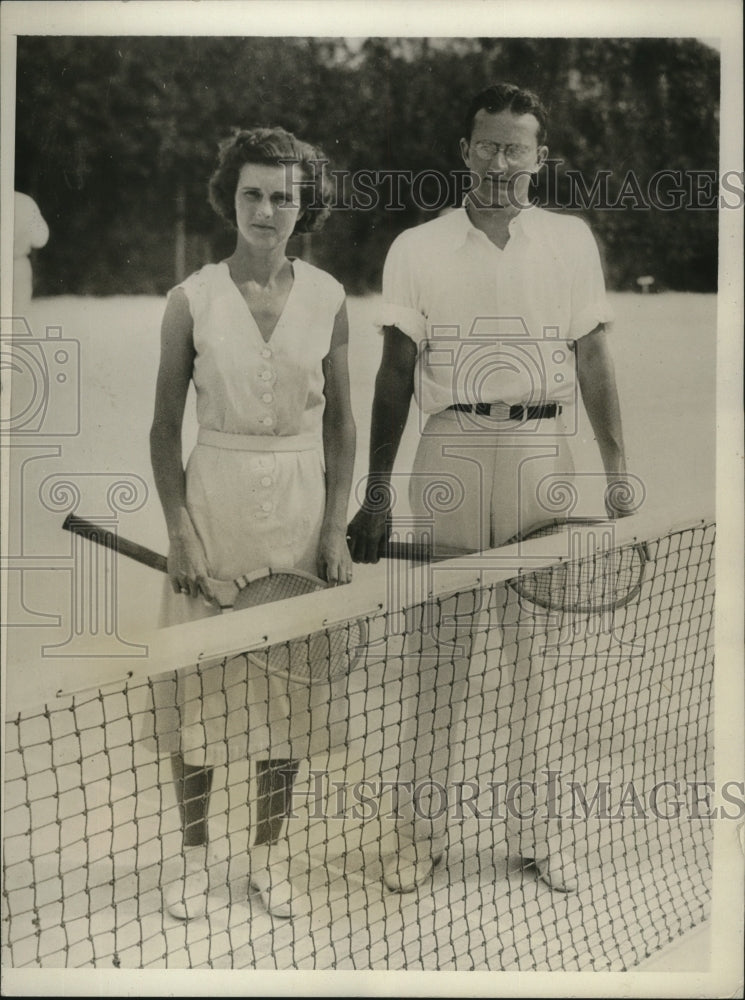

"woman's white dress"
[142,258,347,766]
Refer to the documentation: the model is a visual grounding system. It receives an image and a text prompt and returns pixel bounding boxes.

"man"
[347,83,630,894]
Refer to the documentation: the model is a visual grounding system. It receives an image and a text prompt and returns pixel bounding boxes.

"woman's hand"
[317,526,354,587]
[167,514,213,601]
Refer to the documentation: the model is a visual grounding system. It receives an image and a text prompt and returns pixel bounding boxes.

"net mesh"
[2,520,715,971]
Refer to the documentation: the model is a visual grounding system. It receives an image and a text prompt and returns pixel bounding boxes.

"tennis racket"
[383,518,648,615]
[503,517,649,614]
[383,539,468,563]
[62,514,366,681]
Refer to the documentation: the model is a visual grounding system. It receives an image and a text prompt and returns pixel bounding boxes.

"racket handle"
[62,514,169,575]
[384,540,474,562]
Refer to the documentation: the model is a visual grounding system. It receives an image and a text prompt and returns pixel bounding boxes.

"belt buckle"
[484,402,511,421]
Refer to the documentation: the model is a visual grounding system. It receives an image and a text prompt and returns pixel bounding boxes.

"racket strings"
[506,520,647,613]
[259,626,365,682]
[512,545,645,613]
[239,570,366,681]
[235,571,325,608]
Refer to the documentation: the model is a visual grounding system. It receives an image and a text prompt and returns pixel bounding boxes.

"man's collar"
[454,200,539,247]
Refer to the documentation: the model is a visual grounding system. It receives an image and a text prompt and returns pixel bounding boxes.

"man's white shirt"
[378,205,613,414]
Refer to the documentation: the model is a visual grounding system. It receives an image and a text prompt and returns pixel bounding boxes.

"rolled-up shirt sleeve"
[377,232,427,343]
[568,221,614,340]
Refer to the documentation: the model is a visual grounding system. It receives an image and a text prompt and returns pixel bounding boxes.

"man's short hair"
[464,83,548,144]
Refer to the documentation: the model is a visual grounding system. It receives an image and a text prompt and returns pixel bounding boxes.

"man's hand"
[604,477,639,519]
[347,505,391,564]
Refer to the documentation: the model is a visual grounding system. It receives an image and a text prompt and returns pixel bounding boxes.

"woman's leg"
[164,753,214,920]
[172,753,214,845]
[250,759,300,918]
[254,759,300,845]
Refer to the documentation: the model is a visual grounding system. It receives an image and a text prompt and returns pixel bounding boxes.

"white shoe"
[382,844,444,893]
[522,852,578,893]
[249,842,295,919]
[164,844,209,920]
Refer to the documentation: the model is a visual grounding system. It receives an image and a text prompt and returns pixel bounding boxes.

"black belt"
[448,403,562,420]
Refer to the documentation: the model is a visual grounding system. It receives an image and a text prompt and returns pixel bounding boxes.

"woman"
[147,126,355,921]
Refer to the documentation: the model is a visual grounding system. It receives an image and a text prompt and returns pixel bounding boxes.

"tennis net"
[2,514,715,971]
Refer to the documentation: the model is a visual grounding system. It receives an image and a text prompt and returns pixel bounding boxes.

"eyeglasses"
[470,141,535,165]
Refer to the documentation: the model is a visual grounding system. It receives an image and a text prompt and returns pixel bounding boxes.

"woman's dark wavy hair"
[464,83,548,144]
[208,126,333,235]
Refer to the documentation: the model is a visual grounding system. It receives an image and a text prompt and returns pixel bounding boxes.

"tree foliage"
[14,36,720,295]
